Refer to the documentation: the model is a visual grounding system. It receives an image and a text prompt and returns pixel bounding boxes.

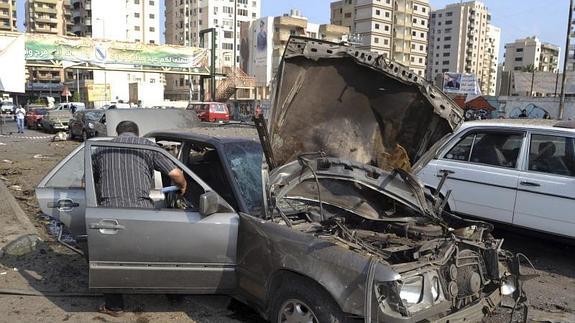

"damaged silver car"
[36,37,530,323]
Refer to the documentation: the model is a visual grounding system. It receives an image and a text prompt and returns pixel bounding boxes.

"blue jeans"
[16,118,24,133]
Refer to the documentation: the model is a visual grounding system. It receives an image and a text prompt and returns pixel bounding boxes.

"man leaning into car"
[92,120,187,316]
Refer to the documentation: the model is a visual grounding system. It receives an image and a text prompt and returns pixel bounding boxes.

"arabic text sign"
[25,34,209,72]
[443,72,481,95]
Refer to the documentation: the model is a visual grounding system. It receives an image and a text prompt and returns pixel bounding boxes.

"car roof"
[461,119,575,133]
[145,127,259,147]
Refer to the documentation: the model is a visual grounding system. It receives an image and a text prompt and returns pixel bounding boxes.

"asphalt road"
[0,119,573,322]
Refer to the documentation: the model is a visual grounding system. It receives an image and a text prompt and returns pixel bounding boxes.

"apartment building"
[503,37,560,73]
[69,0,161,105]
[330,0,430,77]
[427,1,500,95]
[165,0,261,100]
[245,9,349,99]
[0,0,17,31]
[25,0,72,95]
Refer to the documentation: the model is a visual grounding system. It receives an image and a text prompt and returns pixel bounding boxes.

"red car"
[25,106,48,130]
[187,102,230,122]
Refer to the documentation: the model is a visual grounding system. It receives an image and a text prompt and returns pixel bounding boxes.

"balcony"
[34,5,57,14]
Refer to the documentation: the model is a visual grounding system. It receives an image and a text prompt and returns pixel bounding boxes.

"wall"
[497,96,575,120]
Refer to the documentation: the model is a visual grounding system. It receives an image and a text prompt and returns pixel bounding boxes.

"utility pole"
[559,0,573,119]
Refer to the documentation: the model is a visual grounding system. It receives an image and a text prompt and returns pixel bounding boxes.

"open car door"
[36,144,87,238]
[84,140,238,293]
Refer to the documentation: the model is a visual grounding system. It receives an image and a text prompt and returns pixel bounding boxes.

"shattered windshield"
[223,142,264,214]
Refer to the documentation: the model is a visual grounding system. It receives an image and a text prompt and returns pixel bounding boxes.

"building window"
[344,12,352,18]
[443,52,450,57]
[444,44,451,49]
[375,23,380,29]
[374,37,379,43]
[516,48,524,52]
[444,36,451,41]
[442,60,450,65]
[223,6,233,14]
[515,57,523,61]
[237,9,248,16]
[419,45,424,50]
[376,9,380,15]
[384,25,389,31]
[422,7,426,13]
[446,12,452,17]
[419,57,423,63]
[224,31,233,38]
[134,0,139,3]
[384,39,389,45]
[445,20,452,25]
[149,27,155,32]
[135,26,140,31]
[134,12,140,18]
[149,0,154,5]
[385,11,390,17]
[149,40,155,44]
[149,14,155,19]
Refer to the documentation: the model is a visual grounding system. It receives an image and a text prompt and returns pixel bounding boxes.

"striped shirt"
[93,133,176,208]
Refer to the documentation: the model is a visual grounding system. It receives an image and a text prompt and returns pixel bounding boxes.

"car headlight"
[400,276,424,305]
[88,122,95,129]
[500,276,517,296]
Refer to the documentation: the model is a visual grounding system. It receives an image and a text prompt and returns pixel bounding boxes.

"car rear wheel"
[270,278,345,323]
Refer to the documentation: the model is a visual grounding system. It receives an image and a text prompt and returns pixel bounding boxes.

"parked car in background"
[35,38,528,323]
[68,109,106,141]
[0,102,15,114]
[55,102,85,113]
[25,105,49,129]
[187,102,230,122]
[41,109,72,133]
[415,119,575,239]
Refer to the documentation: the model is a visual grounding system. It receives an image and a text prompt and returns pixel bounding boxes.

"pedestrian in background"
[15,105,25,134]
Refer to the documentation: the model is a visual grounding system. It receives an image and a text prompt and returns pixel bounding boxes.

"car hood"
[268,157,440,223]
[267,37,463,172]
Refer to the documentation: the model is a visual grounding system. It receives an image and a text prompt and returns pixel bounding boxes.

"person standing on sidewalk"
[15,105,26,134]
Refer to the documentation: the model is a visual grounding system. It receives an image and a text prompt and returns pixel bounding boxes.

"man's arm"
[168,168,187,195]
[153,152,187,194]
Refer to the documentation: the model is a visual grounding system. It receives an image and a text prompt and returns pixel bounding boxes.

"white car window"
[46,148,85,188]
[445,131,523,168]
[528,134,575,177]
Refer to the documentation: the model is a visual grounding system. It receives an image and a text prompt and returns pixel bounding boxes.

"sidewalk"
[0,178,39,254]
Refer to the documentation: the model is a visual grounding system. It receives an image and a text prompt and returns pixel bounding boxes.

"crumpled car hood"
[267,37,463,171]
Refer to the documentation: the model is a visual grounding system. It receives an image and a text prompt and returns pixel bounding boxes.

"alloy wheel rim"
[278,299,319,323]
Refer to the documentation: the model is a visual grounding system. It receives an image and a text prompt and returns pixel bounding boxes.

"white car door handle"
[520,181,540,187]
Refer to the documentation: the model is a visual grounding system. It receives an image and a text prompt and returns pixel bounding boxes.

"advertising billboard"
[442,72,481,95]
[0,33,25,93]
[250,17,274,86]
[25,34,209,72]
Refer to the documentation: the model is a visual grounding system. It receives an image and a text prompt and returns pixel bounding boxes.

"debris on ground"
[2,159,13,164]
[0,234,42,257]
[32,154,52,159]
[9,185,22,191]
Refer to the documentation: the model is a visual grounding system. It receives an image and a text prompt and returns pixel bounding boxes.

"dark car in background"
[187,102,230,123]
[68,110,106,141]
[25,106,49,130]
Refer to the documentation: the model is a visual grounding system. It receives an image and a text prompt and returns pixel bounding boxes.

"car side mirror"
[199,191,220,217]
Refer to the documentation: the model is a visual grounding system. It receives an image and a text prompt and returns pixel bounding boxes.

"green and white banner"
[25,34,209,73]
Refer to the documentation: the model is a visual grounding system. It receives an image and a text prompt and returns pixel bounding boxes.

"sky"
[16,0,572,65]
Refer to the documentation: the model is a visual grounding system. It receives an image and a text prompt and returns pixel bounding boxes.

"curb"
[0,179,39,250]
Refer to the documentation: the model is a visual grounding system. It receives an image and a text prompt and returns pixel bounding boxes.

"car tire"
[270,278,346,323]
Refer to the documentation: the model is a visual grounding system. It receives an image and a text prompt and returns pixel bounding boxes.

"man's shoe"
[98,304,124,317]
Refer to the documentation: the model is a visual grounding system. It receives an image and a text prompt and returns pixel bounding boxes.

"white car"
[415,119,575,239]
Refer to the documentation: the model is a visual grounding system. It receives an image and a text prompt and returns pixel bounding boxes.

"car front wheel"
[270,278,346,323]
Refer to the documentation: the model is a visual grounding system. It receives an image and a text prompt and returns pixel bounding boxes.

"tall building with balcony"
[0,0,17,31]
[330,0,430,77]
[164,0,261,101]
[503,37,560,73]
[25,0,72,96]
[427,1,500,95]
